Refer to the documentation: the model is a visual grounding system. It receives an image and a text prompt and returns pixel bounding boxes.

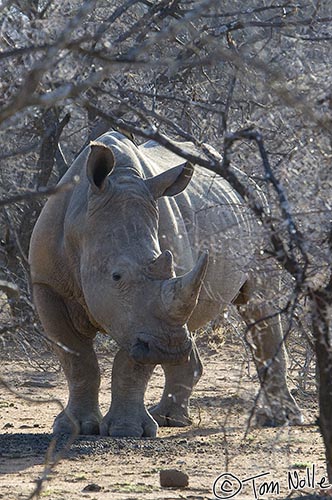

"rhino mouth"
[130,333,192,365]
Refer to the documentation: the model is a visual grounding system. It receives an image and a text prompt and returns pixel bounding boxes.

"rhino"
[29,131,303,437]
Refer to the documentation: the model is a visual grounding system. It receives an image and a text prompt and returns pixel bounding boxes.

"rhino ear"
[87,142,115,193]
[145,162,194,199]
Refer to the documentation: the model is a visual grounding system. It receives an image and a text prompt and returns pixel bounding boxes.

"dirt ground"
[0,332,329,500]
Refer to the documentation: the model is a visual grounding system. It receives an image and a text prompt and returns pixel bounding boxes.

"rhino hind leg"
[101,348,158,437]
[33,284,102,435]
[236,277,303,427]
[149,340,202,427]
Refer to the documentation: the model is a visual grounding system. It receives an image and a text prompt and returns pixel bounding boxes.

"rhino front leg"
[238,279,303,426]
[101,349,158,437]
[33,284,102,435]
[150,341,202,427]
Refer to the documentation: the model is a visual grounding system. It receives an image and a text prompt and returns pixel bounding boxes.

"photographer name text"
[213,464,330,499]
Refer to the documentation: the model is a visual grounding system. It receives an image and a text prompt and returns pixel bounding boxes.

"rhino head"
[79,142,208,365]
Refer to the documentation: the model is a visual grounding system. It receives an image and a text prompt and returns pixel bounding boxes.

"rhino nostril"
[130,334,192,365]
[138,338,149,352]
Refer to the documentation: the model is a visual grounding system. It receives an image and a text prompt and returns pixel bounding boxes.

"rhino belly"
[186,203,253,331]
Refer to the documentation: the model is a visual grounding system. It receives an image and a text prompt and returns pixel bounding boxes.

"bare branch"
[0,180,77,208]
[0,279,19,297]
[36,111,70,187]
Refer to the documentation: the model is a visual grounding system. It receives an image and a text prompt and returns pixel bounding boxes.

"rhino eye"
[112,272,121,282]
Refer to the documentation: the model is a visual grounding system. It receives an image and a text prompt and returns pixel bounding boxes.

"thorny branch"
[82,101,332,448]
[1,0,332,490]
[1,0,331,132]
[0,180,77,208]
[0,0,97,124]
[83,102,309,284]
[222,129,309,286]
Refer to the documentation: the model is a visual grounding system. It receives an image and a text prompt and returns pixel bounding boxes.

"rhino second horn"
[148,250,175,279]
[161,251,209,323]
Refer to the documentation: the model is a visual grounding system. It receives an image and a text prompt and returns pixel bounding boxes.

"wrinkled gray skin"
[29,131,303,437]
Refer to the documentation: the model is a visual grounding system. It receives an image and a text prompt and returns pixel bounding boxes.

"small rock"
[160,469,189,488]
[3,423,14,429]
[82,483,102,492]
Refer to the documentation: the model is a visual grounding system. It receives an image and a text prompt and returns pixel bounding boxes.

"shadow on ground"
[0,431,222,474]
[192,394,249,409]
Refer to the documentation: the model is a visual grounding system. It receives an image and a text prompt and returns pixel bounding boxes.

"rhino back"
[139,140,262,328]
[139,138,258,270]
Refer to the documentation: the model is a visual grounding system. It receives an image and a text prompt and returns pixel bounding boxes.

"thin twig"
[0,179,77,208]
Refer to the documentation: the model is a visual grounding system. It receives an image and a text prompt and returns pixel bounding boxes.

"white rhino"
[29,131,303,437]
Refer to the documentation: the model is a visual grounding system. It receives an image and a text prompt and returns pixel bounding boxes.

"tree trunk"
[3,109,69,322]
[311,279,332,482]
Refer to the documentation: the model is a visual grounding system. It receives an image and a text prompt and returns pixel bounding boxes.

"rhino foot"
[255,397,304,427]
[149,401,192,427]
[53,408,102,435]
[100,408,158,438]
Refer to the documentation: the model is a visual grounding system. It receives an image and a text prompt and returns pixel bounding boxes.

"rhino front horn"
[161,251,209,324]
